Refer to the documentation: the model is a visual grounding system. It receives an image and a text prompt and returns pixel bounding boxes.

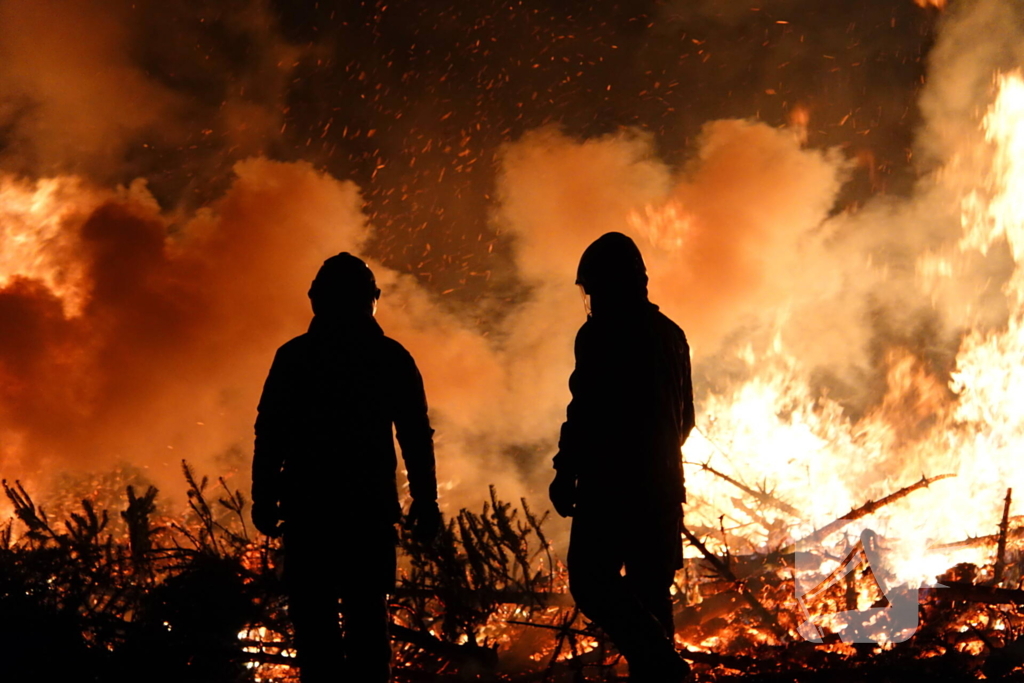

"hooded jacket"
[555,300,694,513]
[252,315,437,525]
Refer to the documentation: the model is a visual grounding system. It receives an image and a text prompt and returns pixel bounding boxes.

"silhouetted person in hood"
[550,232,695,682]
[252,252,440,683]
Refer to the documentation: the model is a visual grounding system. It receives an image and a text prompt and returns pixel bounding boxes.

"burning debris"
[5,462,1024,681]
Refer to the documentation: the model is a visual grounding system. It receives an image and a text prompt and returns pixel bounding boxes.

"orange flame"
[628,71,1024,587]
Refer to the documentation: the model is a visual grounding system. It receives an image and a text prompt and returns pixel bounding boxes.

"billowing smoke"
[0,116,851,510]
[0,160,366,494]
[0,0,295,190]
[0,0,177,175]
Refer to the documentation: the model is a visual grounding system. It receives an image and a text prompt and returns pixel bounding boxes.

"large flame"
[650,72,1024,587]
[0,175,103,316]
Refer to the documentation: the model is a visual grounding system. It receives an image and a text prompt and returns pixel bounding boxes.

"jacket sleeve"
[393,349,438,505]
[680,332,696,445]
[553,325,597,476]
[252,347,294,509]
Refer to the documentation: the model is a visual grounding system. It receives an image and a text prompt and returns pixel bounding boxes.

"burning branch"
[680,522,789,641]
[930,525,1024,551]
[994,487,1013,585]
[933,582,1024,606]
[686,459,803,518]
[781,473,955,552]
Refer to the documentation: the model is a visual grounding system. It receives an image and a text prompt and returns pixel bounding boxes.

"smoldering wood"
[391,623,500,670]
[680,522,789,642]
[395,586,574,606]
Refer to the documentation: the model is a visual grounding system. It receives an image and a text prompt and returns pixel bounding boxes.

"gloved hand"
[252,500,283,538]
[549,471,577,518]
[408,499,442,544]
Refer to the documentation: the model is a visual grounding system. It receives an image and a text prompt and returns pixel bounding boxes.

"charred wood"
[931,581,1024,606]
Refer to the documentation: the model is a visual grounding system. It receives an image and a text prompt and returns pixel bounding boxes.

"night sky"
[33,0,940,305]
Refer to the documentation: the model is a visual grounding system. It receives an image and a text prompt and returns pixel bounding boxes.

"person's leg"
[623,510,689,682]
[342,592,391,682]
[340,523,396,683]
[624,510,680,637]
[286,532,344,683]
[627,571,675,639]
[568,512,675,670]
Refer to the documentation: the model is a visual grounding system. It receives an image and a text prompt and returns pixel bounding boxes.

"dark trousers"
[285,522,397,683]
[567,505,681,669]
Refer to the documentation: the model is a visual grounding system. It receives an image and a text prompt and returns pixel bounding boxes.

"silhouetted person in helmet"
[251,252,441,683]
[549,232,695,682]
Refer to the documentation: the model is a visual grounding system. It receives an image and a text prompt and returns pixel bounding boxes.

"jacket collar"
[589,297,658,320]
[308,314,384,338]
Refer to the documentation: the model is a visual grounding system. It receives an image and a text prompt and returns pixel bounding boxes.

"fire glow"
[6,0,1024,677]
[4,70,1024,591]
[674,71,1024,586]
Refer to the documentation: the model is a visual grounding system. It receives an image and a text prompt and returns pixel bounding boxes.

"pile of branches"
[0,463,569,682]
[6,460,1024,682]
[1,466,268,682]
[672,468,1024,682]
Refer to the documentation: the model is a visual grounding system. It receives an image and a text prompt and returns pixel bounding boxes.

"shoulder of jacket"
[576,319,596,340]
[654,310,686,339]
[274,333,314,359]
[380,335,417,362]
[573,320,602,356]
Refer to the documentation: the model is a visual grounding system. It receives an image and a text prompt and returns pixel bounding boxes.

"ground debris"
[3,467,1024,681]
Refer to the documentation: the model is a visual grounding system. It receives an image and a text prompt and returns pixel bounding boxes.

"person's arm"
[393,348,439,540]
[251,347,294,537]
[680,332,696,445]
[550,325,599,516]
[554,325,598,476]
